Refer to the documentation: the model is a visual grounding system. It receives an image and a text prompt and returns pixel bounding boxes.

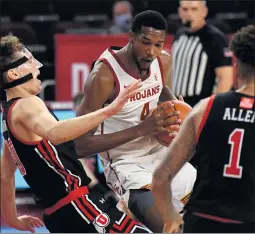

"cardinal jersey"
[94,48,196,212]
[95,47,165,166]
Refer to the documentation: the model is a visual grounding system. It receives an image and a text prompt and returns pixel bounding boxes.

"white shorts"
[102,147,197,213]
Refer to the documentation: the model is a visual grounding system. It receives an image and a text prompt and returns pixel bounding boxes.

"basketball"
[154,100,192,146]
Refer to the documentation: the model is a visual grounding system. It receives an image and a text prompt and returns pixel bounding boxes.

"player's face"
[13,48,43,95]
[130,26,166,71]
[178,1,208,30]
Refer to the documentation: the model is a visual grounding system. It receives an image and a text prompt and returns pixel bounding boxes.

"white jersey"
[95,47,165,166]
[94,47,196,213]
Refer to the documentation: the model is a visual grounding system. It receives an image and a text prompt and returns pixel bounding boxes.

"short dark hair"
[230,25,255,78]
[131,10,167,34]
[0,34,25,86]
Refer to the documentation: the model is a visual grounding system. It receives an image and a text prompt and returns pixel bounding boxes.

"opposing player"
[0,34,151,233]
[152,25,255,233]
[74,10,196,232]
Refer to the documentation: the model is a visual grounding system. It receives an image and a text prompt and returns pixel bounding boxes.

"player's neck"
[6,87,31,101]
[236,78,255,96]
[120,44,149,80]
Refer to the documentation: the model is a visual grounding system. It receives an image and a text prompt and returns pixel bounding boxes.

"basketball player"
[152,25,255,233]
[0,34,152,233]
[74,10,196,232]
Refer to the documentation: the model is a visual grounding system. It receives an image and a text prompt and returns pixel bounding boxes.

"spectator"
[108,1,133,34]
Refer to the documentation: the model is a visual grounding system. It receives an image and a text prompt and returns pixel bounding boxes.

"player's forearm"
[159,86,177,102]
[47,106,114,145]
[75,125,145,158]
[1,177,19,227]
[152,176,177,221]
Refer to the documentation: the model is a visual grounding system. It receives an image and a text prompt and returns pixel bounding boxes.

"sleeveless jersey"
[95,47,165,166]
[1,98,91,209]
[185,92,255,222]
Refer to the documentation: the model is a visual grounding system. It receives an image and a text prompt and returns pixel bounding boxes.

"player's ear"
[7,69,20,82]
[128,31,135,44]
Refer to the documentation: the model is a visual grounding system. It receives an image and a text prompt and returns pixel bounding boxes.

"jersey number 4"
[223,129,244,179]
[140,102,150,121]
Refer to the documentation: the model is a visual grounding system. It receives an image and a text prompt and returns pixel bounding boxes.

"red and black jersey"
[1,97,91,209]
[185,91,255,222]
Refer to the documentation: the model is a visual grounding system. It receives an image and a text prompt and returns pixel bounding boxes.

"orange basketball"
[154,100,192,146]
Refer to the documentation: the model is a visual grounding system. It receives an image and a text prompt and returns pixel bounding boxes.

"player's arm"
[151,98,209,223]
[158,51,178,102]
[16,81,140,145]
[74,62,156,158]
[1,143,44,232]
[1,142,18,227]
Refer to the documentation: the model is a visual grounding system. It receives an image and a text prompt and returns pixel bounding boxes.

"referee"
[171,0,233,107]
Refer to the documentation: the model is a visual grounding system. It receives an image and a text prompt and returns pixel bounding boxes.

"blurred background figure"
[171,0,234,107]
[108,0,133,34]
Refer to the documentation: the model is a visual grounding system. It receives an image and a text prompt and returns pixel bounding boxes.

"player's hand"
[163,215,183,233]
[108,80,142,115]
[140,102,180,136]
[13,215,45,233]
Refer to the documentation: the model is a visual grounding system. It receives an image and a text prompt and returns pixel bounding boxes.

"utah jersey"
[2,98,91,209]
[95,47,165,166]
[185,92,255,222]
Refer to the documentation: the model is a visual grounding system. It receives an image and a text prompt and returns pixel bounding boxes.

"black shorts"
[43,185,151,233]
[183,212,255,233]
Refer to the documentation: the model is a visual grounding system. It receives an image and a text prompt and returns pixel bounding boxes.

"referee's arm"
[211,33,234,93]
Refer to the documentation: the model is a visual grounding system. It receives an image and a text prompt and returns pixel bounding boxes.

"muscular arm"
[152,98,209,220]
[158,51,177,102]
[16,88,137,145]
[1,143,18,227]
[74,62,149,158]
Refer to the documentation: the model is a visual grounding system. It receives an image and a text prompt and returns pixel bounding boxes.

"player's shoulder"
[12,96,46,121]
[85,59,115,92]
[194,96,212,113]
[189,96,213,122]
[16,95,44,109]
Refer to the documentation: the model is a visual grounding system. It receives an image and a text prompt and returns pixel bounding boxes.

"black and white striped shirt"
[171,24,232,106]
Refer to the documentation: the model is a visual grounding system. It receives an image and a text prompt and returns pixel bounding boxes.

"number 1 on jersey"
[140,102,150,121]
[224,129,244,179]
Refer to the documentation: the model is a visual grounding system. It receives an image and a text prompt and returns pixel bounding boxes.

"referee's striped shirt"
[171,24,232,106]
